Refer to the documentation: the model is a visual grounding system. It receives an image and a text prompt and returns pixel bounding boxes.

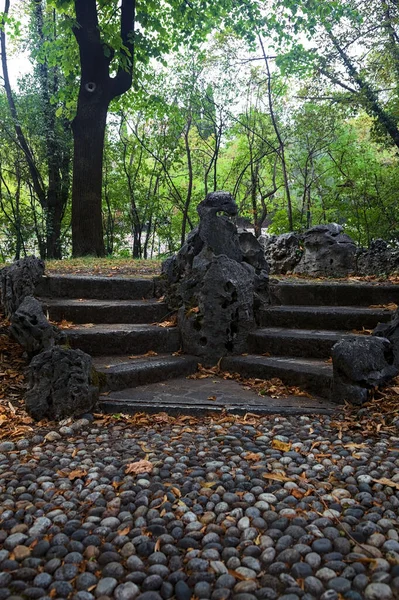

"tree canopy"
[1,0,399,260]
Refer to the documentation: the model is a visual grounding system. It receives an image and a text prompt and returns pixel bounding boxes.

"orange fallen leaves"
[188,364,310,398]
[57,319,74,329]
[272,439,292,452]
[368,302,398,310]
[154,314,178,328]
[0,317,33,440]
[245,452,262,461]
[125,459,153,475]
[128,350,158,359]
[68,469,87,480]
[371,477,399,490]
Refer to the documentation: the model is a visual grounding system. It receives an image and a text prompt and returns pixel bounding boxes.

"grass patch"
[45,257,162,277]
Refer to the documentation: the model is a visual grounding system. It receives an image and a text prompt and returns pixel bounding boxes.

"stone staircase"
[36,275,199,405]
[36,275,399,413]
[222,280,399,399]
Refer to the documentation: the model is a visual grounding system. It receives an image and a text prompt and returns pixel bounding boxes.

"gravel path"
[1,413,399,600]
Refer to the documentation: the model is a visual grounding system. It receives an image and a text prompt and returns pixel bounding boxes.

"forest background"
[1,0,399,261]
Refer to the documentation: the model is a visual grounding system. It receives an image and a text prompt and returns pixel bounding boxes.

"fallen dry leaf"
[262,473,295,483]
[125,459,153,475]
[68,469,87,480]
[57,319,74,329]
[272,439,292,452]
[371,477,399,490]
[245,452,262,461]
[154,314,178,328]
[368,303,398,310]
[129,350,158,359]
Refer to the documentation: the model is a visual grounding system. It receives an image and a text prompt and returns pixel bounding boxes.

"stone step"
[248,327,361,359]
[35,275,160,300]
[41,298,170,324]
[94,354,198,391]
[99,376,335,415]
[270,281,399,306]
[258,305,393,331]
[221,355,333,398]
[65,324,180,356]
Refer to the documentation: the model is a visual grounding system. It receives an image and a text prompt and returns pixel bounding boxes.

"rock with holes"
[294,224,356,277]
[10,296,63,357]
[25,346,99,421]
[260,233,303,274]
[332,336,398,405]
[162,191,270,360]
[0,256,45,319]
[178,254,255,360]
[356,239,399,276]
[162,191,242,288]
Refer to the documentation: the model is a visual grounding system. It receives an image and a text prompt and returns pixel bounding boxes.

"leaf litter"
[188,363,310,399]
[0,313,34,440]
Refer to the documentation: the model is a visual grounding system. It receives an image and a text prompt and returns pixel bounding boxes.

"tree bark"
[71,0,135,256]
[72,97,109,256]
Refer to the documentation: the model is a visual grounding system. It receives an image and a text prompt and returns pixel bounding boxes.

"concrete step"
[258,305,393,331]
[221,355,333,398]
[35,275,160,300]
[65,324,180,356]
[94,354,198,391]
[41,298,171,324]
[99,376,335,416]
[248,327,361,359]
[270,281,399,307]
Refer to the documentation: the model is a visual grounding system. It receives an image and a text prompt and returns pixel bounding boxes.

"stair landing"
[99,375,335,416]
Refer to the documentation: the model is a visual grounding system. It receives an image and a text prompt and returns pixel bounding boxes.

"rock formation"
[373,308,399,367]
[10,296,63,357]
[356,239,399,276]
[0,256,44,319]
[260,233,303,274]
[295,224,357,277]
[162,191,270,362]
[332,336,398,405]
[25,347,99,421]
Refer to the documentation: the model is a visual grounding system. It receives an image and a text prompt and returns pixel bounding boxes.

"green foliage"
[1,0,399,258]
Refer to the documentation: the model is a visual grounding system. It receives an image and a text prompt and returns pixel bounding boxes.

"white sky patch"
[1,0,31,88]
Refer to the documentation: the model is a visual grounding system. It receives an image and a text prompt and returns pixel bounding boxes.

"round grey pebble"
[327,578,351,593]
[364,583,393,600]
[175,581,192,600]
[304,576,325,597]
[95,577,118,597]
[114,582,140,600]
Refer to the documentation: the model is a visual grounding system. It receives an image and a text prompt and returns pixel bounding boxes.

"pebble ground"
[1,413,399,600]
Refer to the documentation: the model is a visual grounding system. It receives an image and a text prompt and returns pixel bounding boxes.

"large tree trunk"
[71,0,135,257]
[71,99,108,256]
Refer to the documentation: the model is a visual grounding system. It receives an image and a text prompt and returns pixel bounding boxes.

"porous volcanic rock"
[0,256,44,319]
[295,224,357,277]
[10,296,62,357]
[25,346,99,421]
[163,191,270,361]
[332,336,398,405]
[260,232,303,274]
[356,239,399,276]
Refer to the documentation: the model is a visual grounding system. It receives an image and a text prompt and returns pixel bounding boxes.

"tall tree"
[52,0,240,256]
[0,0,71,258]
